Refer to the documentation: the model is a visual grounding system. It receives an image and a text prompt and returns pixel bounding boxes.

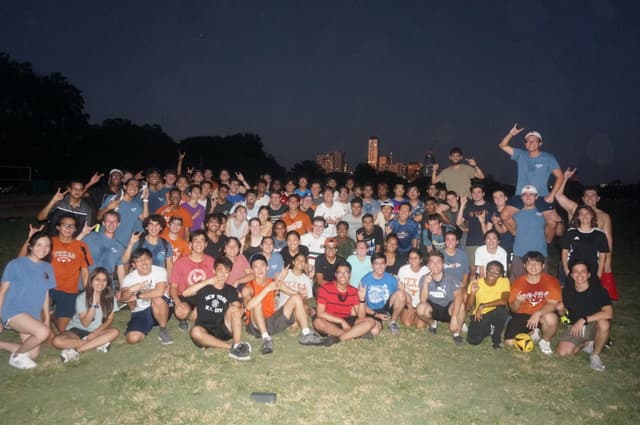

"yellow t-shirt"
[467,277,510,314]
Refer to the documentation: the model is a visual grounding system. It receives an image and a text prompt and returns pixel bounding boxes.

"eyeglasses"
[60,223,76,229]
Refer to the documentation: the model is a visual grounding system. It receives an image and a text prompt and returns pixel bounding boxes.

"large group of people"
[0,124,616,372]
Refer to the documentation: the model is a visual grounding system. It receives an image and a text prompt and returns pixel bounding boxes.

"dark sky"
[2,1,639,184]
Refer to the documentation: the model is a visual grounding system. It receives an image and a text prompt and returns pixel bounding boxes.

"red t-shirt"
[170,255,215,295]
[509,273,562,315]
[317,282,359,319]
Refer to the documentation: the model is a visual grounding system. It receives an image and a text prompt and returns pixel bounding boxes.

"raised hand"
[466,158,477,167]
[509,123,525,137]
[178,151,186,161]
[134,170,144,180]
[52,187,68,202]
[358,284,366,301]
[27,223,45,238]
[89,172,104,186]
[564,167,577,180]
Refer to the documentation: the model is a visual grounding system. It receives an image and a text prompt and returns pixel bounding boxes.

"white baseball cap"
[524,131,542,142]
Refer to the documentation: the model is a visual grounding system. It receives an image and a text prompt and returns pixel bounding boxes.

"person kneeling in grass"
[313,262,377,343]
[53,267,120,362]
[242,254,327,355]
[465,261,510,349]
[182,257,251,361]
[556,260,612,372]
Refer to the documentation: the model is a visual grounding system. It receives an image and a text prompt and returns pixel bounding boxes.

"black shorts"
[368,300,394,324]
[314,315,358,337]
[428,301,452,323]
[68,327,90,339]
[198,321,233,342]
[504,313,536,340]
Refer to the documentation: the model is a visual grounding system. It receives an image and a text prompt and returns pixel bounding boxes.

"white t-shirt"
[314,203,348,237]
[397,264,430,308]
[474,245,508,273]
[277,272,313,309]
[300,233,326,267]
[121,265,168,312]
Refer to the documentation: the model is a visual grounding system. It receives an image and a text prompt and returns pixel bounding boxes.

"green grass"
[1,200,639,425]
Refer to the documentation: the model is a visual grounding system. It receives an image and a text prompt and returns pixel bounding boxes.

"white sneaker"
[462,323,469,333]
[96,342,111,353]
[590,354,605,372]
[60,348,80,363]
[538,339,553,355]
[9,352,37,369]
[581,341,594,354]
[530,328,541,342]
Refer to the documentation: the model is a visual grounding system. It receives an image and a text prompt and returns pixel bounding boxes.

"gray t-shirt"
[422,273,461,307]
[66,293,104,332]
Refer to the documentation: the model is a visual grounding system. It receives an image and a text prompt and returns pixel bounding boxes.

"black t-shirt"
[268,205,288,223]
[562,281,611,323]
[315,254,345,282]
[212,200,233,216]
[183,284,240,328]
[281,245,310,268]
[385,253,408,276]
[204,235,226,259]
[463,202,496,246]
[561,228,609,272]
[355,225,384,256]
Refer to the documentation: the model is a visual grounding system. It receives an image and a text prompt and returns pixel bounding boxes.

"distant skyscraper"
[368,137,379,169]
[316,151,346,173]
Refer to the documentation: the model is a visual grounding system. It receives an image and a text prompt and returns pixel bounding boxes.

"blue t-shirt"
[362,272,398,310]
[83,231,124,275]
[266,252,284,278]
[140,238,173,268]
[101,196,144,248]
[388,219,420,253]
[513,208,547,257]
[346,255,373,288]
[362,199,381,216]
[443,248,469,285]
[1,257,56,322]
[511,148,560,197]
[148,187,169,214]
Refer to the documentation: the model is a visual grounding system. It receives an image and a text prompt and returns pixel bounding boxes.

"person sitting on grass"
[465,261,510,349]
[181,257,252,361]
[361,253,406,336]
[53,267,120,362]
[556,260,612,372]
[0,230,55,370]
[277,253,314,316]
[120,248,174,345]
[170,230,216,332]
[416,250,467,345]
[242,254,327,355]
[397,248,430,329]
[313,262,377,343]
[504,251,561,355]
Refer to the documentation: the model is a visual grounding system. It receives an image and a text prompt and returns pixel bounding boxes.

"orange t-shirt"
[509,273,562,315]
[50,237,93,294]
[281,211,313,235]
[246,278,276,321]
[168,237,191,262]
[156,205,193,239]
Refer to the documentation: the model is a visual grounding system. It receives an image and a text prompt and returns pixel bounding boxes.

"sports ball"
[514,333,534,352]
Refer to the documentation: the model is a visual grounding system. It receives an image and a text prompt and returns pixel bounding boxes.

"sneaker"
[60,348,80,363]
[462,323,469,333]
[428,326,437,334]
[489,324,495,336]
[96,342,111,353]
[452,335,464,346]
[158,328,174,345]
[177,320,190,332]
[324,335,341,346]
[240,342,253,353]
[538,339,553,355]
[359,331,374,340]
[530,328,541,343]
[389,321,401,336]
[605,338,614,349]
[9,352,37,369]
[590,354,605,372]
[581,341,594,354]
[298,333,328,346]
[492,343,502,350]
[261,338,273,355]
[229,344,251,361]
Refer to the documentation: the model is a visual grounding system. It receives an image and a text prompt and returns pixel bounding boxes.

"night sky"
[2,1,639,184]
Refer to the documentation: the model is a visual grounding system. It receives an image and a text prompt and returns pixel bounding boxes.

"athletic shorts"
[428,301,452,323]
[49,289,77,319]
[557,322,597,346]
[246,306,295,336]
[508,196,554,211]
[504,313,541,340]
[68,327,90,339]
[314,315,358,336]
[194,321,233,344]
[125,296,171,336]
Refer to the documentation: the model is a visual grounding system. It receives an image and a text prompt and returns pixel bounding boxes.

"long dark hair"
[85,267,115,321]
[27,231,52,262]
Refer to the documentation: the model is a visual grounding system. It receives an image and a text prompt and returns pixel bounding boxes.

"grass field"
[1,199,639,425]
